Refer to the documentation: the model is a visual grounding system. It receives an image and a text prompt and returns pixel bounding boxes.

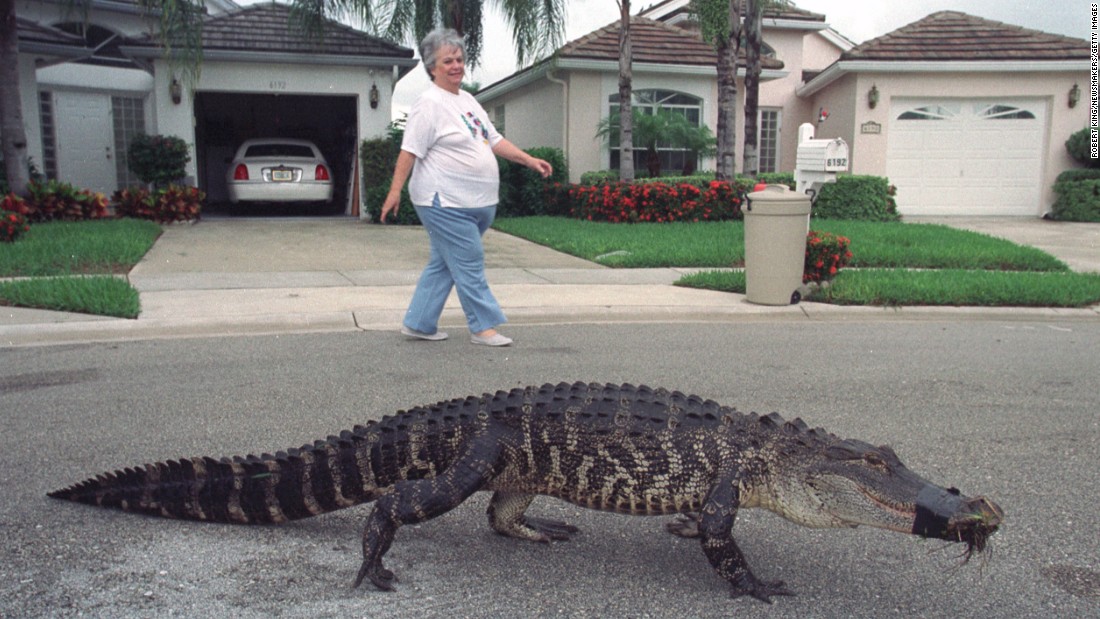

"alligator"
[48,382,1003,602]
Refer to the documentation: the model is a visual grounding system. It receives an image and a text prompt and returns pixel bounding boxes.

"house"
[477,4,1090,217]
[476,4,842,182]
[11,0,416,214]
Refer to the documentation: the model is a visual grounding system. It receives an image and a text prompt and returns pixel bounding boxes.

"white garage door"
[886,98,1046,216]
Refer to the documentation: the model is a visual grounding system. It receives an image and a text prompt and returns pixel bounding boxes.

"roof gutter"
[120,46,419,75]
[798,59,1090,98]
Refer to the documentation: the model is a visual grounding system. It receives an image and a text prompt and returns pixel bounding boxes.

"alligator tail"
[48,429,381,524]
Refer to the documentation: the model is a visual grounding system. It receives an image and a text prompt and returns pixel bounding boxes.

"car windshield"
[244,144,315,158]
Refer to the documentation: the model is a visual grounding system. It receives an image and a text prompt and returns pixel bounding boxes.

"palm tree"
[596,106,716,177]
[692,0,742,181]
[359,0,566,68]
[0,0,566,195]
[742,0,790,177]
[616,0,634,182]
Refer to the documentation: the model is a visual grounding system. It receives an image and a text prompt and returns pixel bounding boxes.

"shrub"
[756,172,795,189]
[579,170,619,185]
[0,209,30,243]
[1065,127,1100,168]
[497,147,569,217]
[813,175,899,221]
[23,180,109,221]
[113,184,203,223]
[568,179,747,223]
[1051,169,1100,222]
[127,134,191,187]
[804,230,852,283]
[360,136,401,190]
[1,192,31,216]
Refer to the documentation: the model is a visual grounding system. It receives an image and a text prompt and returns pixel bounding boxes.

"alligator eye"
[863,452,886,466]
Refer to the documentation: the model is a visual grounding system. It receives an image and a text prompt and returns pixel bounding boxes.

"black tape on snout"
[912,485,964,539]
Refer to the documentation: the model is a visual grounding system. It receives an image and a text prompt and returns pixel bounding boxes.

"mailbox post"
[794,123,848,202]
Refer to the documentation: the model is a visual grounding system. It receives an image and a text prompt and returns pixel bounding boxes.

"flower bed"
[566,179,752,223]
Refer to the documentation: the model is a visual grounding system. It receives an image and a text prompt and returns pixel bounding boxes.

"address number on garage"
[269,81,288,90]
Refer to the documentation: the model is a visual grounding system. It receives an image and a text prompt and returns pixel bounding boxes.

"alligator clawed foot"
[665,512,702,538]
[729,574,795,604]
[353,562,398,591]
[525,516,580,542]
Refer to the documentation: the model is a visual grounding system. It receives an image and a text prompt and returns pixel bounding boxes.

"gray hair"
[419,28,466,79]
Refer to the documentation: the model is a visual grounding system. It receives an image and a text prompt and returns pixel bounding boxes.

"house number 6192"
[269,80,287,90]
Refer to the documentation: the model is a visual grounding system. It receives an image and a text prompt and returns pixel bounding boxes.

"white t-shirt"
[402,84,504,208]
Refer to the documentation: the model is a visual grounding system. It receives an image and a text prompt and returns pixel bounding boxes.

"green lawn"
[0,219,160,318]
[494,216,1100,308]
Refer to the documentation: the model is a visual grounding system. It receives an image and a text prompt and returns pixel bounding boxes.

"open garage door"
[194,92,358,216]
[886,98,1046,216]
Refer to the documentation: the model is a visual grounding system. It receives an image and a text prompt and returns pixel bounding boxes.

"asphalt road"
[2,321,1098,618]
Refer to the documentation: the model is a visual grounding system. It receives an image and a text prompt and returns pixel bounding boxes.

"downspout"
[546,68,568,175]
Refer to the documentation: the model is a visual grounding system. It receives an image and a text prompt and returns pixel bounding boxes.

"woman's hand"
[380,190,401,223]
[492,139,553,179]
[527,157,553,179]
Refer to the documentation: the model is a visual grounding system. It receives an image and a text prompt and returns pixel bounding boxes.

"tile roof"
[559,16,783,70]
[16,16,87,47]
[640,0,825,23]
[127,2,413,59]
[842,11,1089,62]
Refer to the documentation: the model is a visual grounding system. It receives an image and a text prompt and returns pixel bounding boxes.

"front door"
[54,91,116,194]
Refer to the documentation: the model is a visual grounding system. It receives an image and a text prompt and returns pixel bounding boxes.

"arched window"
[607,89,705,175]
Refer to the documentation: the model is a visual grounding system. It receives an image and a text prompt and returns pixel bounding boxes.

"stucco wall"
[18,54,43,170]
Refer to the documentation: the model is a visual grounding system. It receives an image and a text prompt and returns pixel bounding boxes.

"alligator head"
[764,432,1003,561]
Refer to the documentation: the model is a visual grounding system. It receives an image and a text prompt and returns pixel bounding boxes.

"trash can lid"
[746,184,812,215]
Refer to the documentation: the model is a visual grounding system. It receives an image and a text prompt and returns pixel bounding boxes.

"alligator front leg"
[354,436,502,591]
[699,479,794,603]
[487,491,579,542]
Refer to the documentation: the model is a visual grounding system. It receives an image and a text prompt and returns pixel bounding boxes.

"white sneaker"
[470,332,512,346]
[401,326,448,341]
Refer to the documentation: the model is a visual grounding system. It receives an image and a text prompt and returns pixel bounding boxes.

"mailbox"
[794,123,848,202]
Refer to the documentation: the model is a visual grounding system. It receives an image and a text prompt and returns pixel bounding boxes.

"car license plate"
[271,169,293,182]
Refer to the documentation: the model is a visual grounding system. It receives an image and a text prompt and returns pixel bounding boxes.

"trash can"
[743,184,811,305]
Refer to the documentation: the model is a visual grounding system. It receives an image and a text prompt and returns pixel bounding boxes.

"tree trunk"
[0,0,30,196]
[617,2,634,182]
[742,0,762,178]
[714,0,740,181]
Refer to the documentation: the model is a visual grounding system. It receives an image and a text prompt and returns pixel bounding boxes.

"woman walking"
[381,28,552,347]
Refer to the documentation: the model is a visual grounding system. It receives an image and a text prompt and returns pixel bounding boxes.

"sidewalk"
[3,216,1099,346]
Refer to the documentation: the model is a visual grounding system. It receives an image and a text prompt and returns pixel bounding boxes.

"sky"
[391,0,1092,116]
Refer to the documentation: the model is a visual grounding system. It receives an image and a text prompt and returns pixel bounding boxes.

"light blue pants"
[403,200,506,334]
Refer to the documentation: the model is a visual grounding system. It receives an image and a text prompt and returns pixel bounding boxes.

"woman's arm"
[492,139,553,178]
[380,150,417,222]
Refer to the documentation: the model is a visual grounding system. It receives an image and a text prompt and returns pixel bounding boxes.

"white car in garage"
[226,138,334,204]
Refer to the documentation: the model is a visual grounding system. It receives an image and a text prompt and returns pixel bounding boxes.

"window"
[607,89,704,174]
[111,96,146,188]
[493,105,506,136]
[38,91,58,180]
[897,103,1035,121]
[758,108,781,174]
[980,104,1035,120]
[897,104,960,120]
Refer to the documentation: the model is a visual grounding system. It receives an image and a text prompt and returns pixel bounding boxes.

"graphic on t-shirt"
[461,112,490,144]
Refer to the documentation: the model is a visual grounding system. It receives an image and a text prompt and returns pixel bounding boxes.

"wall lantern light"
[868,84,880,109]
[369,83,379,109]
[1069,83,1081,109]
[169,78,182,105]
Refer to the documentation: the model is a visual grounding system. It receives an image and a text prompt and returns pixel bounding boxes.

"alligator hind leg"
[487,492,579,542]
[354,437,502,591]
[699,479,794,603]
